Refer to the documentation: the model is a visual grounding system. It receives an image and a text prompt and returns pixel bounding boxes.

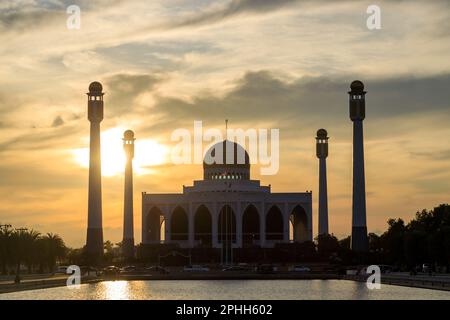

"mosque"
[141,140,312,263]
[85,80,369,264]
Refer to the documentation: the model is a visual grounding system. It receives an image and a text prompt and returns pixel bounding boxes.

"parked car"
[290,265,311,273]
[55,266,68,274]
[103,266,120,276]
[378,265,393,274]
[145,266,169,274]
[422,264,431,273]
[183,265,209,272]
[80,266,99,276]
[222,266,250,272]
[120,266,137,273]
[256,264,277,274]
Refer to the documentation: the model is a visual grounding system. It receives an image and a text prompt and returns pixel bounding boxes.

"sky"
[0,0,449,248]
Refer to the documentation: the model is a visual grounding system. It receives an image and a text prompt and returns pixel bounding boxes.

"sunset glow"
[72,127,168,177]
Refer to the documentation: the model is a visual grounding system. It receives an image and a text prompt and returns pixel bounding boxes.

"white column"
[212,202,219,248]
[236,202,242,248]
[352,120,368,251]
[86,120,104,255]
[283,202,289,242]
[141,203,147,244]
[318,157,329,235]
[123,156,134,247]
[164,209,171,243]
[308,201,313,241]
[188,203,194,247]
[260,202,265,247]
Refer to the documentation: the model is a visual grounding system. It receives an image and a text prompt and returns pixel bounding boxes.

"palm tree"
[66,247,84,265]
[104,240,115,264]
[0,224,13,275]
[22,230,41,274]
[0,225,70,277]
[11,228,30,283]
[42,233,67,274]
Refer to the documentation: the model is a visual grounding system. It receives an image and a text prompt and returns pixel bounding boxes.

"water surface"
[1,280,450,300]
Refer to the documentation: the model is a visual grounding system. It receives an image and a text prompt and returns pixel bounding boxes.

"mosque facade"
[141,140,313,259]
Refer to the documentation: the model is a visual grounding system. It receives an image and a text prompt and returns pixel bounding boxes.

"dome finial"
[123,130,135,140]
[317,129,328,139]
[89,81,103,94]
[350,80,365,93]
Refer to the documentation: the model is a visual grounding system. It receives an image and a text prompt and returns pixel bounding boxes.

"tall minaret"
[349,80,369,252]
[122,130,135,259]
[316,129,329,235]
[86,81,104,259]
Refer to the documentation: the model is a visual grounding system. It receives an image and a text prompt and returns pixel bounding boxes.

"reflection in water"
[350,281,369,300]
[101,281,130,300]
[1,280,450,300]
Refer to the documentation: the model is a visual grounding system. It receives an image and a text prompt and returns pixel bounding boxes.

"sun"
[72,127,168,177]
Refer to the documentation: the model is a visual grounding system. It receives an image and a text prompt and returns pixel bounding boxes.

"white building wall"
[140,136,316,250]
[142,186,313,248]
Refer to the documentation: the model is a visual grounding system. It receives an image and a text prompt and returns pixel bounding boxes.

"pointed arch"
[146,206,164,242]
[266,205,283,240]
[218,205,236,243]
[194,205,212,246]
[242,204,260,246]
[290,205,308,242]
[171,206,188,240]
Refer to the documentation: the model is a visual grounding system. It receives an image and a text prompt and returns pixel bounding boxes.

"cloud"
[0,0,126,34]
[52,115,65,127]
[142,71,450,137]
[0,163,84,189]
[410,149,450,161]
[0,6,61,32]
[0,125,81,153]
[165,0,301,29]
[105,73,164,116]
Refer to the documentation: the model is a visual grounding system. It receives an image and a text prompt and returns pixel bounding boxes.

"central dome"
[203,140,250,180]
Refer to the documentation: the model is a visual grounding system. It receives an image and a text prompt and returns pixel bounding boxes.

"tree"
[404,230,427,269]
[0,224,13,274]
[66,248,84,265]
[380,218,406,266]
[368,233,381,252]
[339,236,351,250]
[104,240,120,264]
[41,233,67,274]
[22,229,41,274]
[10,229,31,282]
[317,234,340,257]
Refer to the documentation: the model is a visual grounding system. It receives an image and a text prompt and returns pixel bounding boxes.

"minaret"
[122,130,135,259]
[316,129,329,235]
[86,81,104,259]
[349,80,369,252]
